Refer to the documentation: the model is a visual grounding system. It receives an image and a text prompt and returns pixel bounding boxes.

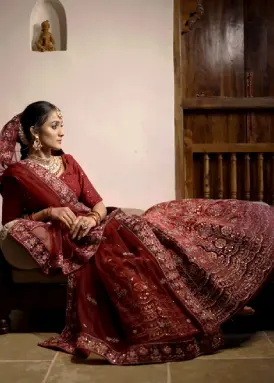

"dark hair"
[19,101,57,159]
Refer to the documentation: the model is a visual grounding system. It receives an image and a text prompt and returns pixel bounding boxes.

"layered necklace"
[28,155,64,176]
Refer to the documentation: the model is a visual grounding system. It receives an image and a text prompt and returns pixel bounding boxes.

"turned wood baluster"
[230,153,237,199]
[244,154,251,200]
[272,156,274,205]
[184,128,193,198]
[257,153,264,201]
[217,154,224,199]
[203,153,210,198]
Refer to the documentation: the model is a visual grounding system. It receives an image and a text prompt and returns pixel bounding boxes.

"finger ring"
[81,221,89,230]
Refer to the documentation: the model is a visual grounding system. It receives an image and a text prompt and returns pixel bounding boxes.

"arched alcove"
[30,0,67,51]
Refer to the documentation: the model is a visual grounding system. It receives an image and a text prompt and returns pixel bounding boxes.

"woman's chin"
[51,144,62,151]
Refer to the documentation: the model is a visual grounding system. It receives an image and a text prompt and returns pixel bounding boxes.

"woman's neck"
[28,148,52,159]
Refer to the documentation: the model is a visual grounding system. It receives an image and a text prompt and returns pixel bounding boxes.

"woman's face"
[37,110,64,151]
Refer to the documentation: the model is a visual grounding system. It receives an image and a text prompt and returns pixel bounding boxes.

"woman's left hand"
[70,216,97,240]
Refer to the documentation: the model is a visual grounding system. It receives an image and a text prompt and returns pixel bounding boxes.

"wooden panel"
[192,143,274,153]
[193,151,274,203]
[184,128,194,198]
[181,0,244,99]
[175,0,274,199]
[174,0,185,199]
[182,97,274,110]
[244,0,274,143]
[181,0,246,157]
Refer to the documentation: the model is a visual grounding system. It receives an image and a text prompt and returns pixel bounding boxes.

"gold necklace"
[28,155,63,175]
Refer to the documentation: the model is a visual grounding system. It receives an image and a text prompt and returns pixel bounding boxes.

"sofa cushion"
[1,235,39,270]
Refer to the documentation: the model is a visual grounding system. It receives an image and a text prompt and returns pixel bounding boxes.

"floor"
[1,311,274,383]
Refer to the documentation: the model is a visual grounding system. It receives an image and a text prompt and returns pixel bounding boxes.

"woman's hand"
[70,215,97,240]
[50,207,77,229]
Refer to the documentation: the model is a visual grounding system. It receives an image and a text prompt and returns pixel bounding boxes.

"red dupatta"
[4,158,91,215]
[3,158,111,274]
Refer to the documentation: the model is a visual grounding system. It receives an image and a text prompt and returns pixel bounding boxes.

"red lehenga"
[2,154,274,365]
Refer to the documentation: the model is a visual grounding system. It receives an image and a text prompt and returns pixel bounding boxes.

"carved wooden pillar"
[257,153,264,201]
[244,154,251,200]
[217,154,224,199]
[203,154,210,198]
[230,153,237,199]
[178,0,204,198]
[174,0,184,199]
[184,128,194,198]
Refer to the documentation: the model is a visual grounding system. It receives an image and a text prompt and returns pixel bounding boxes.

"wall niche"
[30,0,67,52]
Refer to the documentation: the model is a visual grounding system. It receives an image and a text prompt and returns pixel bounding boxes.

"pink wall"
[0,0,174,210]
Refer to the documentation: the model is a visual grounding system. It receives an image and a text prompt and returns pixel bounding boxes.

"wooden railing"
[192,143,274,203]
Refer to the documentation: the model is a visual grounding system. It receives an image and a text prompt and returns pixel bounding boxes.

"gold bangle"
[88,211,101,226]
[46,207,53,220]
[89,214,99,226]
[89,215,98,226]
[89,211,101,223]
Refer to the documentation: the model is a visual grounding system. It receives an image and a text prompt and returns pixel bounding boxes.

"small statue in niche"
[35,20,56,52]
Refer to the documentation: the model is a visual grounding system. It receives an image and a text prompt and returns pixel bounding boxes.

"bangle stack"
[29,213,35,221]
[46,207,53,220]
[88,210,101,226]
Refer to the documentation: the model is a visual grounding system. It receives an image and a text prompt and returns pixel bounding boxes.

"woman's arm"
[68,157,107,239]
[30,209,51,222]
[91,201,107,221]
[72,156,107,220]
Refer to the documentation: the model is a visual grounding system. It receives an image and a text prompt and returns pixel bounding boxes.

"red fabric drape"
[2,156,274,364]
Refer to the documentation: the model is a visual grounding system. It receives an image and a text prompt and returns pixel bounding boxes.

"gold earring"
[33,136,42,151]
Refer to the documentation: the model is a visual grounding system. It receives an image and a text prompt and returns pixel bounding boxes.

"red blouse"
[1,155,102,225]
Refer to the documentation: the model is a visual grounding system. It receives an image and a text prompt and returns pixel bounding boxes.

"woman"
[0,101,274,365]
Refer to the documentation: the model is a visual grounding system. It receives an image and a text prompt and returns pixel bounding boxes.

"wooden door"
[174,0,274,204]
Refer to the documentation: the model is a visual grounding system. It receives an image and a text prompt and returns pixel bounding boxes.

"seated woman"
[0,101,273,365]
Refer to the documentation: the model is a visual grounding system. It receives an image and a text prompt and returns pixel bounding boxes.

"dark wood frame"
[174,0,185,200]
[183,97,274,110]
[173,1,274,200]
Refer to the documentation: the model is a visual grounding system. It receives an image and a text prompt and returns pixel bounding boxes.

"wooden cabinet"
[175,0,274,203]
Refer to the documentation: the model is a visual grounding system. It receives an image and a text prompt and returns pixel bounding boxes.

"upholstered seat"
[1,208,144,284]
[0,208,145,333]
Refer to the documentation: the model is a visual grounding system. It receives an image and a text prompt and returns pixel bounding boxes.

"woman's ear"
[29,126,37,140]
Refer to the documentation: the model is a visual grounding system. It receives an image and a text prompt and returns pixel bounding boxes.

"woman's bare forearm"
[25,208,51,222]
[26,202,106,224]
[92,202,107,221]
